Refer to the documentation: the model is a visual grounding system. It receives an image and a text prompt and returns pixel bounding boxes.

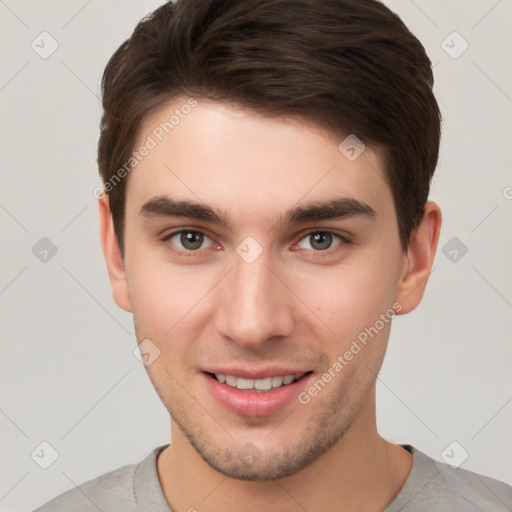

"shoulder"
[393,445,512,512]
[32,447,163,512]
[33,462,138,512]
[430,455,512,511]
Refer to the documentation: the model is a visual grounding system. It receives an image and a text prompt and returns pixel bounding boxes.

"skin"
[99,98,441,512]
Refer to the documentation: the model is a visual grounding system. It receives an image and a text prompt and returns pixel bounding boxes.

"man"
[35,0,512,510]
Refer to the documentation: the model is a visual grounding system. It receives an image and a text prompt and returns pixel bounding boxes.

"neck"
[157,389,413,512]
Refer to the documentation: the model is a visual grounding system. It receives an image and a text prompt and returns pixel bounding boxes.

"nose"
[214,250,295,349]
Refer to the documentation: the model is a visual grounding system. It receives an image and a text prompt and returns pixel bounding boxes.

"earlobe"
[98,196,132,312]
[395,201,442,315]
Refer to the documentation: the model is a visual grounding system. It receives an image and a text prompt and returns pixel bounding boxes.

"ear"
[98,195,132,312]
[395,201,442,314]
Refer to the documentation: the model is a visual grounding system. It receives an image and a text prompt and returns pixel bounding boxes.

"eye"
[296,231,344,251]
[166,230,214,252]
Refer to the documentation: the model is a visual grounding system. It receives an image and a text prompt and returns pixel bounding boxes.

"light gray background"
[1,1,511,511]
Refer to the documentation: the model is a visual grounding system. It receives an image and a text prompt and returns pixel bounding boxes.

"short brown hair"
[98,0,441,255]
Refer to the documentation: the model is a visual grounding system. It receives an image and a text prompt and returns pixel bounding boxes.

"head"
[98,0,442,480]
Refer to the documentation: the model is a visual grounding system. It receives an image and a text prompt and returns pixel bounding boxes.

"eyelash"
[160,229,214,257]
[293,231,349,257]
[161,228,350,258]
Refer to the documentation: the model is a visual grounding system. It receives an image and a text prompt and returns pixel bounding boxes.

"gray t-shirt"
[34,444,512,511]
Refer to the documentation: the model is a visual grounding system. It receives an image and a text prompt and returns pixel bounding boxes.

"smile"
[203,371,314,417]
[212,373,306,391]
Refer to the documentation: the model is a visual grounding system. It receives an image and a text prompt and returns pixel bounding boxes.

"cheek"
[297,262,398,344]
[125,253,195,338]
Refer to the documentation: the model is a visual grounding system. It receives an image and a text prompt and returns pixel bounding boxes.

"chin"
[175,401,356,481]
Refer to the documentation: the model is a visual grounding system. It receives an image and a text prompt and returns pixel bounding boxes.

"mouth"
[207,372,309,392]
[202,370,314,417]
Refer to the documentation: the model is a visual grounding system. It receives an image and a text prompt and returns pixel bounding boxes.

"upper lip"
[202,366,310,380]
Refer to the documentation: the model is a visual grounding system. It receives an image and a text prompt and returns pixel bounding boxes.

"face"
[116,98,409,479]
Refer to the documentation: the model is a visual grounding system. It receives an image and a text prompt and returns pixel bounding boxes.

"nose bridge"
[216,250,294,347]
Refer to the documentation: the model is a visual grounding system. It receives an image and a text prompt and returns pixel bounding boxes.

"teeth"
[236,377,254,390]
[214,373,302,390]
[255,377,272,391]
[272,376,284,387]
[226,375,237,386]
[283,375,294,385]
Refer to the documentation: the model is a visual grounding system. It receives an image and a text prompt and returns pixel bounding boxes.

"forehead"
[125,98,394,226]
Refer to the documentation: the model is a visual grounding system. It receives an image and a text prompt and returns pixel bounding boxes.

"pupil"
[181,231,203,250]
[311,232,332,250]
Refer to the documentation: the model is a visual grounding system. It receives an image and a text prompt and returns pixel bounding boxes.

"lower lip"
[202,372,312,417]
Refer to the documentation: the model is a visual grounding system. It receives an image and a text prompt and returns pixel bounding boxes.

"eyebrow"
[139,195,376,228]
[140,196,231,227]
[279,197,376,226]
